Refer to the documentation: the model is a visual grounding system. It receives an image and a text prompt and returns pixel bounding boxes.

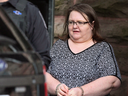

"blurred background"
[31,0,128,96]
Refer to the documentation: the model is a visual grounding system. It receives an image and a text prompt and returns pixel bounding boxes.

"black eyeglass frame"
[68,21,89,26]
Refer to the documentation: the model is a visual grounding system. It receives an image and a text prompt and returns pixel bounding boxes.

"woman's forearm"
[82,76,121,96]
[45,72,61,94]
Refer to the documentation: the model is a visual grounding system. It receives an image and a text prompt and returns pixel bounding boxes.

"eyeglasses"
[68,21,89,27]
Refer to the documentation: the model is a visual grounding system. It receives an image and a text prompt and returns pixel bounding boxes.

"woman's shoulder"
[97,41,112,48]
[50,39,67,50]
[53,39,66,46]
[50,39,67,54]
[96,41,114,52]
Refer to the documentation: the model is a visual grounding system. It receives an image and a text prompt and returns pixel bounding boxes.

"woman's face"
[68,11,93,43]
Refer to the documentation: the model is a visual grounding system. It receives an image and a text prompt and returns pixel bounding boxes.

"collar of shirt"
[8,0,26,11]
[8,0,18,8]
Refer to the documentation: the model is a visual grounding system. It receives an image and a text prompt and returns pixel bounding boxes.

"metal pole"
[48,0,55,48]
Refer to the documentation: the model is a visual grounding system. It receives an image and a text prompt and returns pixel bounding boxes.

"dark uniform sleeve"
[26,2,51,70]
[97,43,122,82]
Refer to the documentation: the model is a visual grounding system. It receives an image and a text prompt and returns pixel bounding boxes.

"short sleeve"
[97,43,121,81]
[46,40,61,73]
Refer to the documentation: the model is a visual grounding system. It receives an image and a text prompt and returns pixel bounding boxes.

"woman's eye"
[78,21,83,24]
[69,21,73,24]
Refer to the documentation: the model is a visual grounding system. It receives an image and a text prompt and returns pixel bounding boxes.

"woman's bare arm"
[46,72,69,95]
[68,76,121,96]
[82,76,121,96]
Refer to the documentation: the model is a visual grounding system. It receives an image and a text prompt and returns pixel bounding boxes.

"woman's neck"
[68,38,96,54]
[69,36,94,44]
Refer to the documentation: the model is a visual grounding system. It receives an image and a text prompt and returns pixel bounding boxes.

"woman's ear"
[91,21,95,30]
[92,21,95,27]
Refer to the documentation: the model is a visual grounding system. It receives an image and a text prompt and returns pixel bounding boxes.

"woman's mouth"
[73,31,79,33]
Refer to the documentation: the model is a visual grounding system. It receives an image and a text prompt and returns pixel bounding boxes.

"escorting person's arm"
[26,2,51,70]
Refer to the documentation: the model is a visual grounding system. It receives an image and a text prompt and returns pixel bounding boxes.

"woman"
[46,3,121,96]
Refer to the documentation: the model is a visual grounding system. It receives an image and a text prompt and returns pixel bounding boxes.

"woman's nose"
[73,23,78,28]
